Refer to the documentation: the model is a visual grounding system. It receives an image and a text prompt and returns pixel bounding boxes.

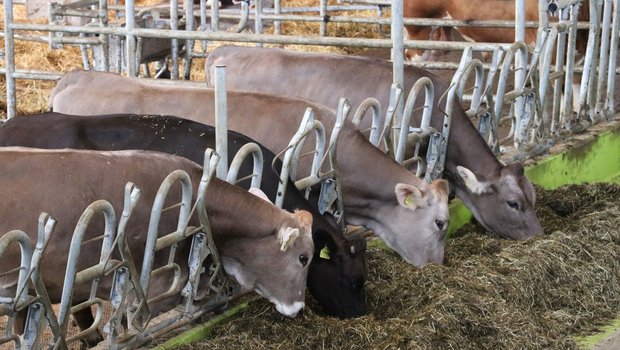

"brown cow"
[203,46,543,240]
[403,0,590,61]
[0,147,313,345]
[50,70,451,267]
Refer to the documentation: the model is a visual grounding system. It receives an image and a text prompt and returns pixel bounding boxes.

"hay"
[177,183,619,350]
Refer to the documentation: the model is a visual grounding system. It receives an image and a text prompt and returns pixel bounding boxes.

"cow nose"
[275,301,305,317]
[435,219,445,231]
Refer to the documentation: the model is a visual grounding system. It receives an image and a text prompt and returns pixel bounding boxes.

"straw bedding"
[178,183,619,350]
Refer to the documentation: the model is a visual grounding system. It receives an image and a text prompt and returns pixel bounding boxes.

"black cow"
[0,112,367,319]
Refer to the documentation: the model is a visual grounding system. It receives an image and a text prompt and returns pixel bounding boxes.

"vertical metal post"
[605,0,620,115]
[391,0,405,142]
[320,0,328,36]
[274,0,282,35]
[170,0,180,79]
[125,0,137,77]
[214,65,228,179]
[3,0,16,119]
[184,0,194,80]
[513,0,527,134]
[211,0,220,31]
[255,0,264,46]
[99,0,110,71]
[595,0,612,114]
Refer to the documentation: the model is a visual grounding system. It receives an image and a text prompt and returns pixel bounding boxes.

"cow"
[50,70,451,267]
[0,147,313,346]
[203,46,543,240]
[403,0,590,61]
[0,112,367,319]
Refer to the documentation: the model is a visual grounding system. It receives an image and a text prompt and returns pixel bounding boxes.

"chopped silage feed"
[176,183,619,350]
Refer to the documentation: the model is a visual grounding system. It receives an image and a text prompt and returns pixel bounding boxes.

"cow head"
[377,179,450,267]
[454,163,543,240]
[220,210,314,317]
[307,221,368,318]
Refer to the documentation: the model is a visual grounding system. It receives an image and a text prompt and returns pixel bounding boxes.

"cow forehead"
[498,174,535,206]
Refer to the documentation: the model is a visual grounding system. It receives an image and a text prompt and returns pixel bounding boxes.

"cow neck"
[446,105,502,180]
[337,126,417,212]
[203,177,293,239]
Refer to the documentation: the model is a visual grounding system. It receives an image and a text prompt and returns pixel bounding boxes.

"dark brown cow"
[204,46,543,240]
[0,112,367,319]
[0,147,313,345]
[403,0,590,61]
[50,70,451,267]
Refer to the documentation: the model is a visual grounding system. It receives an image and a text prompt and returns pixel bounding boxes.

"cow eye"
[507,200,520,210]
[435,219,445,231]
[299,254,309,267]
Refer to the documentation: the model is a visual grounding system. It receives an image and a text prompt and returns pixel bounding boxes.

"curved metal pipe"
[227,142,264,189]
[59,200,116,336]
[140,170,193,292]
[352,97,382,146]
[395,77,434,167]
[0,230,33,310]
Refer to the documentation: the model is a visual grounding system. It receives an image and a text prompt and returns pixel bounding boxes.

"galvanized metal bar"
[211,0,219,31]
[125,0,137,77]
[0,230,33,310]
[254,0,263,45]
[559,2,581,131]
[170,0,180,79]
[382,83,403,157]
[184,0,194,80]
[114,182,151,331]
[275,108,314,207]
[605,0,620,116]
[390,0,404,135]
[595,0,613,116]
[549,9,574,136]
[395,77,434,173]
[214,64,229,180]
[274,0,282,34]
[140,170,193,293]
[195,149,220,230]
[456,58,485,117]
[352,97,382,146]
[513,0,527,145]
[585,0,603,123]
[577,0,602,121]
[5,22,518,51]
[320,0,328,36]
[226,142,264,189]
[231,1,250,33]
[323,97,351,229]
[58,200,116,338]
[3,0,16,119]
[291,120,327,192]
[28,213,66,349]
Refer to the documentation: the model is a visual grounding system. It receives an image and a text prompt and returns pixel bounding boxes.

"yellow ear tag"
[405,195,415,208]
[320,246,330,259]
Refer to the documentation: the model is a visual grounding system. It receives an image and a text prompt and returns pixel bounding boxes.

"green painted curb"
[153,302,249,350]
[525,129,620,190]
[576,317,620,349]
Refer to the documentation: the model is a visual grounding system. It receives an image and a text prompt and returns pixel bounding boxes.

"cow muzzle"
[275,301,305,317]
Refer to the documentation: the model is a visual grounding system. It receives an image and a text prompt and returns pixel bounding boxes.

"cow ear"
[279,227,300,252]
[248,187,272,203]
[456,166,493,195]
[395,183,426,210]
[430,179,450,198]
[294,210,313,235]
